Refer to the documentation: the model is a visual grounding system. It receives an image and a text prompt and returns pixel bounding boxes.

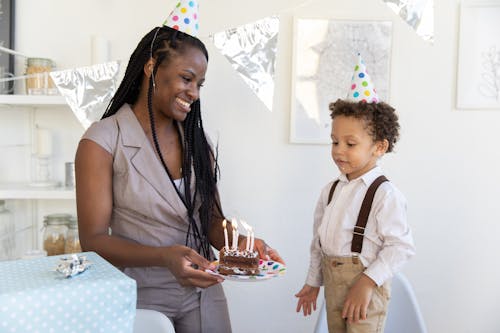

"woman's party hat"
[346,53,379,103]
[163,0,200,37]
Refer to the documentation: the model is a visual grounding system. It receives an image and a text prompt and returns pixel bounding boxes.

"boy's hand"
[342,273,376,323]
[295,284,320,316]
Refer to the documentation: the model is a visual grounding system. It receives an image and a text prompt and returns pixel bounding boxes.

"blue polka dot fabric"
[0,252,137,332]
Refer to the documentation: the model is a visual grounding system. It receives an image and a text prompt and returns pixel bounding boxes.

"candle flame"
[231,218,238,231]
[222,219,227,228]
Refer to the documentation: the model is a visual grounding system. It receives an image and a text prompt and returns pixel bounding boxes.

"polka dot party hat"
[346,53,380,103]
[163,0,200,37]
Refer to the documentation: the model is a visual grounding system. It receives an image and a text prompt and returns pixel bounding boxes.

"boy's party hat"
[163,0,200,37]
[346,53,379,103]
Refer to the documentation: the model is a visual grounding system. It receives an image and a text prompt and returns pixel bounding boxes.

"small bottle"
[64,216,81,254]
[43,213,70,256]
[0,200,15,261]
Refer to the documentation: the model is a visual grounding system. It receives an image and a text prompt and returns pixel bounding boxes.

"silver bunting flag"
[50,61,120,129]
[382,0,434,42]
[211,16,279,111]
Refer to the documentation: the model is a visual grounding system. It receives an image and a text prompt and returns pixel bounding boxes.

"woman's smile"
[176,97,191,112]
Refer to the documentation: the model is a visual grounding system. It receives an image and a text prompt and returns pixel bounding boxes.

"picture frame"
[456,0,500,109]
[0,0,15,94]
[290,18,393,144]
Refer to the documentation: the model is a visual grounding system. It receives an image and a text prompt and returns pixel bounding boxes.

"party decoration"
[55,254,92,278]
[346,53,380,103]
[382,0,434,42]
[163,0,200,37]
[211,16,279,111]
[50,61,120,129]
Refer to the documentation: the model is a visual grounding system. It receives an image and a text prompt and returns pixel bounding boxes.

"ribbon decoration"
[55,254,92,278]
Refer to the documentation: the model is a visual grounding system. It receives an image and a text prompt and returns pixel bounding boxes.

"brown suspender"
[328,180,340,204]
[327,175,388,254]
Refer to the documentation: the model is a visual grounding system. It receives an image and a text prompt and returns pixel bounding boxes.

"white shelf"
[0,94,67,106]
[0,183,75,200]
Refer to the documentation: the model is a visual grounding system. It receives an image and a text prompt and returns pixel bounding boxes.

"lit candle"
[249,228,255,252]
[231,218,238,250]
[239,220,250,251]
[37,128,52,156]
[222,219,229,250]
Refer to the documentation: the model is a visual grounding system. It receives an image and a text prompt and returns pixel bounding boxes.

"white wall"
[6,0,500,332]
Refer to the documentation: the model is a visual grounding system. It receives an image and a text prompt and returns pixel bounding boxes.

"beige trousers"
[322,256,391,333]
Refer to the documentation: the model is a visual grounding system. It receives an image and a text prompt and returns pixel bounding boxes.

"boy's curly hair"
[329,99,400,153]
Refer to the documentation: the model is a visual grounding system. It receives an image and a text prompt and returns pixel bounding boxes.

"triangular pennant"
[50,61,120,129]
[211,16,279,111]
[382,0,434,43]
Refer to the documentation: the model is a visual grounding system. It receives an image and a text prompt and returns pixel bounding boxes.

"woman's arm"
[207,189,231,250]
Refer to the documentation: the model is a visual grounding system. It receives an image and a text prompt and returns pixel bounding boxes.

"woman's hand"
[253,238,285,265]
[163,245,223,288]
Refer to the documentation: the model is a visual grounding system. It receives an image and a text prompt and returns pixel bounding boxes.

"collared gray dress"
[81,104,231,332]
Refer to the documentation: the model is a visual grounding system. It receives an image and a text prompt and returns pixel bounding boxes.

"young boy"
[295,54,415,333]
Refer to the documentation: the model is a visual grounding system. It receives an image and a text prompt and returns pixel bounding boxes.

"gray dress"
[81,104,231,333]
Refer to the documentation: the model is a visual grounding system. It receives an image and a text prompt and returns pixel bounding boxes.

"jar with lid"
[43,213,70,256]
[64,216,81,254]
[25,57,56,95]
[0,200,15,261]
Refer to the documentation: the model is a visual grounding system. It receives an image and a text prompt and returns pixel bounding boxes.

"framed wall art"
[456,1,500,109]
[290,18,392,144]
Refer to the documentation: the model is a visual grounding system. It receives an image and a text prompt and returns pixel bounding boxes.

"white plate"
[206,259,286,282]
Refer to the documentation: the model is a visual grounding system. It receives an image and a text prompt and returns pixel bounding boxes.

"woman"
[75,21,282,333]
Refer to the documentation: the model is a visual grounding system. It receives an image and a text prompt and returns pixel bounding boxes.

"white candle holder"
[30,154,58,187]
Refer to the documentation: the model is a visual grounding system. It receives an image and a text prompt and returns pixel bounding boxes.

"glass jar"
[0,200,15,261]
[64,216,81,254]
[43,213,70,256]
[25,57,56,95]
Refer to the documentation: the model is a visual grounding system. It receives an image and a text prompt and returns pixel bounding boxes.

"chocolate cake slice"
[218,247,260,275]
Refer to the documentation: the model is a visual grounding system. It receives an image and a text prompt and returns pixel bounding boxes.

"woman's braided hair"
[102,26,219,259]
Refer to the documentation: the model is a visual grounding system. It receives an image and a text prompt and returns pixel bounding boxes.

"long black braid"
[102,26,220,259]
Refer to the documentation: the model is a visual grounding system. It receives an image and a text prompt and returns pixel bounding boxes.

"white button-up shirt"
[306,166,415,287]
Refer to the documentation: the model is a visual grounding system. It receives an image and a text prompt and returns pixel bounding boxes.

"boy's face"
[330,115,388,180]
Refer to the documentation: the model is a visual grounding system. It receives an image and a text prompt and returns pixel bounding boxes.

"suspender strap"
[327,180,340,204]
[351,175,388,254]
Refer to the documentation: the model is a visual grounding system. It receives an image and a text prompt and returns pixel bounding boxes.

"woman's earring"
[151,74,156,91]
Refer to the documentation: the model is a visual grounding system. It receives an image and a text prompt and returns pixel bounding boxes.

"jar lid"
[26,57,54,67]
[68,216,78,228]
[43,213,72,225]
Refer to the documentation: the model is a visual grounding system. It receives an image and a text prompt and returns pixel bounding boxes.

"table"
[0,252,137,333]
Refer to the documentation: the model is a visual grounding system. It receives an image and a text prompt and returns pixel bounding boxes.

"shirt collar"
[338,166,382,186]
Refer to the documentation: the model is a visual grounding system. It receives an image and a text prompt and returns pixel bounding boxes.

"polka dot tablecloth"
[0,252,136,333]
